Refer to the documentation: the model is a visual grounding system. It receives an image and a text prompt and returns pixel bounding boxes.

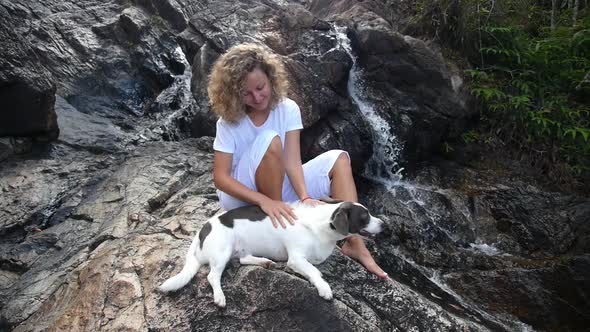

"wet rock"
[358,159,590,331]
[351,22,473,166]
[283,56,342,127]
[444,255,590,330]
[187,41,222,138]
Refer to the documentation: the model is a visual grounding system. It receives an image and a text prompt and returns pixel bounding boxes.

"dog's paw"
[316,281,333,300]
[213,291,226,308]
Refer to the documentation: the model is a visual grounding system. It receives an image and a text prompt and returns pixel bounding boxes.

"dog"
[159,200,384,307]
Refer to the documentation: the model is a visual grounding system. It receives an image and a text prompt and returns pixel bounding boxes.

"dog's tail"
[159,235,202,292]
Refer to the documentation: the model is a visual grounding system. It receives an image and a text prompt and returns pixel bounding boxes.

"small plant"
[443,141,455,153]
[462,129,481,144]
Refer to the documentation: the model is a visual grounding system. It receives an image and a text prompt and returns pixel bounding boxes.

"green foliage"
[463,2,590,177]
[408,0,590,180]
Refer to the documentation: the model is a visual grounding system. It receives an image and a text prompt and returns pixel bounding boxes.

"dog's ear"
[331,202,353,235]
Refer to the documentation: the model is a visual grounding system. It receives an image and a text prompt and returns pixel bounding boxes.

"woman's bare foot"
[342,237,388,279]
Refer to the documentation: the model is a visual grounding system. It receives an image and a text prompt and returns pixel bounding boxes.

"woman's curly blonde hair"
[207,43,289,123]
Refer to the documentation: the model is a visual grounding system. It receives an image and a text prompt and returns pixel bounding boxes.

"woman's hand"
[260,198,297,229]
[301,198,325,207]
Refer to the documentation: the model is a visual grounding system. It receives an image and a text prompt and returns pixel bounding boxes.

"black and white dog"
[159,201,383,307]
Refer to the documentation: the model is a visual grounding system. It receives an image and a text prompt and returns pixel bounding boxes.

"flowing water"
[331,26,404,188]
[148,46,197,141]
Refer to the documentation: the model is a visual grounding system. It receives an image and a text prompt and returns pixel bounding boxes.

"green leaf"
[576,127,590,141]
[564,128,577,140]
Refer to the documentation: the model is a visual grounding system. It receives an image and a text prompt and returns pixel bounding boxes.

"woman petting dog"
[208,43,388,279]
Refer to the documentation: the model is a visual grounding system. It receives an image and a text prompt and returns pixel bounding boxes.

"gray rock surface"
[0,5,58,140]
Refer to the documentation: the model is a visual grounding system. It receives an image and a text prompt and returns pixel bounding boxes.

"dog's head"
[330,202,383,239]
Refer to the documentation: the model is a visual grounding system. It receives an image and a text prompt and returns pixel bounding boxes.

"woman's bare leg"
[255,135,284,200]
[330,152,388,279]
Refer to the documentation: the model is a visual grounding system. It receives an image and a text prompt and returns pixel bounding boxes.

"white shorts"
[217,129,349,211]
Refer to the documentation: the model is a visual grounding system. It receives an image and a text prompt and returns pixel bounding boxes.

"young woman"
[208,43,387,279]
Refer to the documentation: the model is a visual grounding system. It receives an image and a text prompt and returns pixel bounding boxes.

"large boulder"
[307,2,475,167]
[350,19,473,165]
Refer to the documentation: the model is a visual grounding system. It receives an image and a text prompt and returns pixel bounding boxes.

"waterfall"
[332,26,404,187]
[148,46,197,141]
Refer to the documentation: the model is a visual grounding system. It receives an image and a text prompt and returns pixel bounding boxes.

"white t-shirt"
[213,98,304,174]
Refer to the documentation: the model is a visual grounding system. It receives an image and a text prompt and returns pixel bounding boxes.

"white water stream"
[331,26,404,188]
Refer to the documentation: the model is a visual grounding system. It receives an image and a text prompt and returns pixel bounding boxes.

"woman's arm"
[213,151,296,227]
